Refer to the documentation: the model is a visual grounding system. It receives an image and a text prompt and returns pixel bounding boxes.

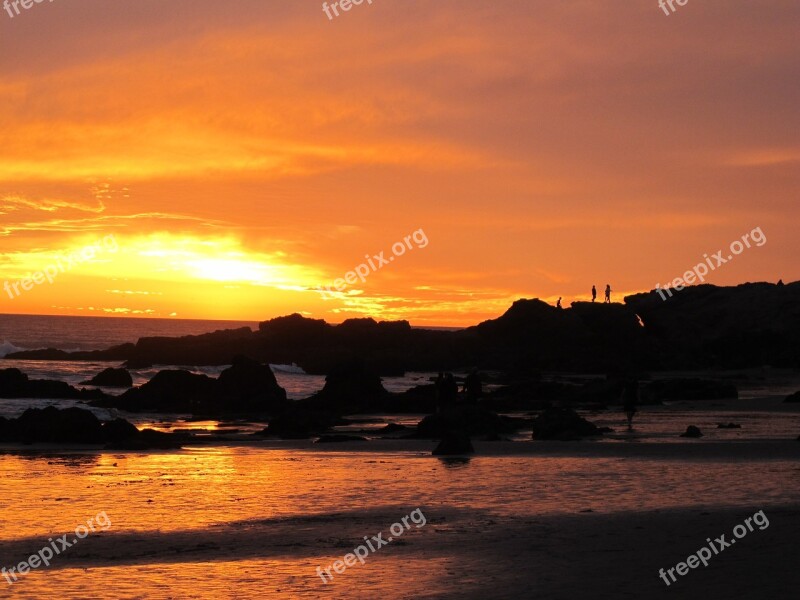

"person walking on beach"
[591,285,597,302]
[622,379,638,430]
[604,284,611,304]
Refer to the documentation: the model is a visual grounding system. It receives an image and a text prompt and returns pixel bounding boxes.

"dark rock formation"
[0,406,182,449]
[81,367,133,388]
[717,422,742,429]
[93,358,288,415]
[6,281,800,373]
[0,368,106,401]
[216,355,288,412]
[785,391,800,403]
[415,406,522,439]
[433,431,475,455]
[680,425,704,438]
[644,378,738,402]
[531,407,602,441]
[298,360,388,414]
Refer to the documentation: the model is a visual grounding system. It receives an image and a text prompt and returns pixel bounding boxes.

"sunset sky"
[0,0,797,326]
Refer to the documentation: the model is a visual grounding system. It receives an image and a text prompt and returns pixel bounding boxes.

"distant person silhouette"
[622,379,638,430]
[604,284,611,304]
[462,368,483,404]
[591,285,597,302]
[778,279,784,286]
[556,297,562,309]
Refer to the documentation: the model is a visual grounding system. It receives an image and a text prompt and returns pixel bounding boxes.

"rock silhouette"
[81,367,133,388]
[531,407,603,440]
[7,282,800,373]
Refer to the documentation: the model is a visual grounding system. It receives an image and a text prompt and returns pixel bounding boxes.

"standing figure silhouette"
[604,284,611,304]
[591,285,597,302]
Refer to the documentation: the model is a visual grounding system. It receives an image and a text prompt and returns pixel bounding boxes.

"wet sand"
[2,505,798,599]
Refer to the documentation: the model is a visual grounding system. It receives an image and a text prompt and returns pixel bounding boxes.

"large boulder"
[104,370,218,413]
[531,407,602,441]
[216,355,288,412]
[94,361,288,415]
[82,368,133,388]
[299,360,389,414]
[14,406,104,444]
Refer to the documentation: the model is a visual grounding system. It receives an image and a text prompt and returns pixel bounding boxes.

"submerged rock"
[717,422,742,429]
[531,407,602,441]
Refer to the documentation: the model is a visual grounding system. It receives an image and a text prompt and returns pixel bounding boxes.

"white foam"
[0,340,24,358]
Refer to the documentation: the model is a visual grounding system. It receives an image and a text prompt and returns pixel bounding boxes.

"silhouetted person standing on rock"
[462,369,483,404]
[556,297,562,309]
[591,285,597,302]
[604,284,611,304]
[622,379,638,429]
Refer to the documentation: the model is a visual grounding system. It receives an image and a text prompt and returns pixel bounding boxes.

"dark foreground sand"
[3,503,797,599]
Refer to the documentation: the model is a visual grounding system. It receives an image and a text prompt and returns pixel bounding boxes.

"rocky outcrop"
[0,406,183,449]
[93,358,288,415]
[81,367,133,388]
[530,407,602,441]
[415,406,523,439]
[297,360,389,414]
[6,281,800,373]
[0,368,106,401]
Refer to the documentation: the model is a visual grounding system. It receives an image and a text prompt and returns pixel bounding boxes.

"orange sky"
[1,1,798,326]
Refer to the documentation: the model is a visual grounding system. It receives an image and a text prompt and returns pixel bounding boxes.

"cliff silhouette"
[6,281,799,373]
